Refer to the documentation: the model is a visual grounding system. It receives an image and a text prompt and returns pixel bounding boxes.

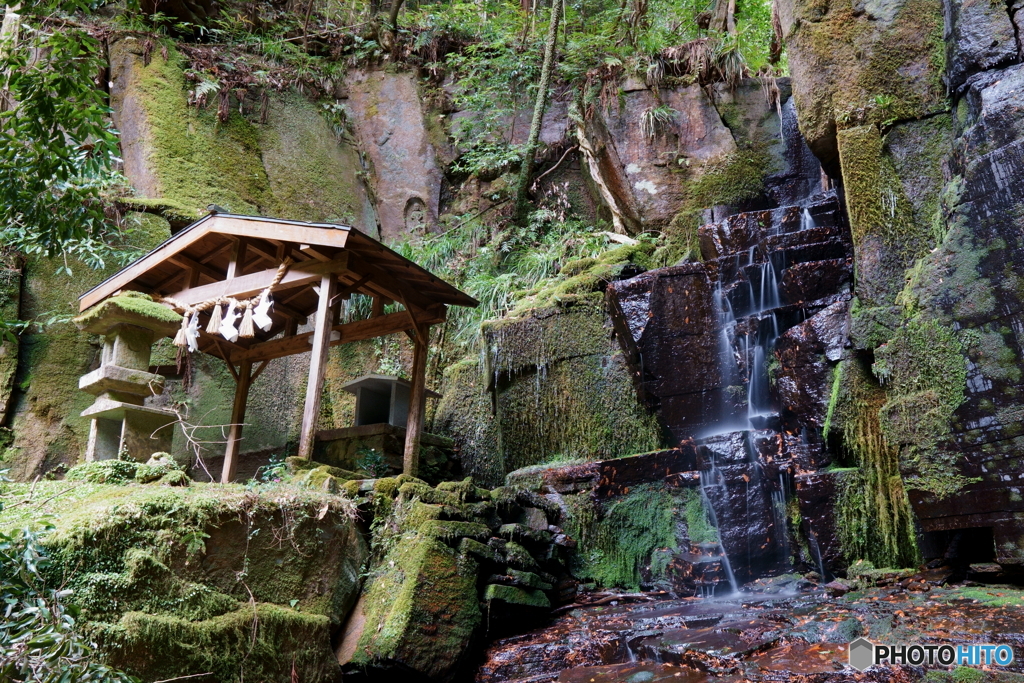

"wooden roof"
[78,213,477,364]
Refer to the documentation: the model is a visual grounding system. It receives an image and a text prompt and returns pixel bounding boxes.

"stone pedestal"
[74,293,182,462]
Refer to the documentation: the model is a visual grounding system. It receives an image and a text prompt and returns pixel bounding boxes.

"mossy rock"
[0,481,367,683]
[66,460,140,484]
[506,568,553,590]
[348,534,481,680]
[483,583,550,609]
[99,602,338,683]
[459,537,505,564]
[398,481,462,506]
[419,520,491,543]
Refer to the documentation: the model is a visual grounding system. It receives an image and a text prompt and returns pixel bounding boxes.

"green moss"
[822,362,843,442]
[938,586,1024,608]
[479,300,661,473]
[790,0,946,145]
[502,540,538,570]
[838,125,924,254]
[66,460,140,484]
[874,318,977,498]
[898,207,1000,322]
[432,357,504,487]
[351,533,481,679]
[564,484,678,590]
[682,487,716,545]
[259,92,368,226]
[419,520,491,542]
[483,583,550,607]
[133,45,273,215]
[74,291,182,330]
[667,143,776,261]
[398,481,462,506]
[830,357,919,567]
[99,602,337,683]
[509,248,652,314]
[0,480,364,682]
[882,114,953,243]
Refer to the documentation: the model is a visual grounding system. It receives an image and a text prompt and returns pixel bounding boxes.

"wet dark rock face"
[903,57,1024,565]
[607,182,854,582]
[942,0,1019,92]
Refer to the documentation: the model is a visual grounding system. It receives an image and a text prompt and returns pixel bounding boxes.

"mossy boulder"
[0,480,367,683]
[778,0,946,166]
[342,534,482,680]
[477,299,661,474]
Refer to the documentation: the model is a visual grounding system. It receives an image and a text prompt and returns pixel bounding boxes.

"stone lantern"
[73,292,182,462]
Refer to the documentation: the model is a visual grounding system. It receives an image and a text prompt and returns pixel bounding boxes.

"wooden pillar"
[298,273,336,460]
[221,360,253,483]
[403,324,429,476]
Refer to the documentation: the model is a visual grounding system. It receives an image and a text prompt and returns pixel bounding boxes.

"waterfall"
[698,451,739,594]
[771,472,791,567]
[801,207,816,231]
[807,525,828,580]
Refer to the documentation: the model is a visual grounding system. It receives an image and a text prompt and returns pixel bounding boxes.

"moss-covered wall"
[100,37,388,472]
[480,296,662,475]
[110,37,375,228]
[432,357,503,487]
[0,248,22,426]
[826,355,920,567]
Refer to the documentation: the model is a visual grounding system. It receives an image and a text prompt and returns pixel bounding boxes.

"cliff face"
[781,0,1024,568]
[2,0,1024,581]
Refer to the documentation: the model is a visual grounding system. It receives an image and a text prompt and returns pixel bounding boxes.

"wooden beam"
[371,296,384,318]
[244,241,284,267]
[211,216,350,251]
[221,360,253,483]
[403,324,429,476]
[152,268,187,293]
[346,257,438,315]
[230,307,446,363]
[330,274,372,306]
[166,254,349,307]
[300,244,332,262]
[167,253,225,283]
[79,215,354,312]
[298,273,336,460]
[199,239,235,265]
[226,238,247,280]
[79,215,220,311]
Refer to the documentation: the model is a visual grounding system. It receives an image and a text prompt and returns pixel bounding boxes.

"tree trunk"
[708,0,736,34]
[513,0,563,225]
[388,0,405,30]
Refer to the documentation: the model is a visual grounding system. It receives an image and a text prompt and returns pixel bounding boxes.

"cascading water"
[692,204,830,589]
[698,454,740,595]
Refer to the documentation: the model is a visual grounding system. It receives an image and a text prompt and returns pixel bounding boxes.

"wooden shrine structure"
[77,213,477,482]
